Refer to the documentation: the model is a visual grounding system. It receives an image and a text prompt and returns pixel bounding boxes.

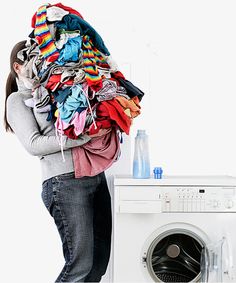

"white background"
[1,0,236,282]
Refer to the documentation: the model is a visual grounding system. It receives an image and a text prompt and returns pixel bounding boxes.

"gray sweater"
[6,80,91,183]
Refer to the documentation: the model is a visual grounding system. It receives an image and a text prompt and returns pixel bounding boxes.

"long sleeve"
[6,92,91,156]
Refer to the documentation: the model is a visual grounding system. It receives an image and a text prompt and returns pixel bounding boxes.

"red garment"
[63,125,78,139]
[99,99,131,134]
[87,99,131,135]
[111,71,126,80]
[108,77,121,86]
[45,74,74,91]
[31,2,84,28]
[72,127,120,178]
[88,119,113,135]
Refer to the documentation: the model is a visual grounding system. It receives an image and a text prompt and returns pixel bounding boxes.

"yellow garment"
[124,108,132,117]
[54,109,59,117]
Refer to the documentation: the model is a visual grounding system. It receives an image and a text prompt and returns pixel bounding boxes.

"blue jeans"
[41,171,112,282]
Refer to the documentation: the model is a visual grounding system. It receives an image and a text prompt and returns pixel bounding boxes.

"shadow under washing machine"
[112,175,236,283]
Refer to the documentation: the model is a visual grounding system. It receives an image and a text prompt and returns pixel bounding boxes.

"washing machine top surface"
[114,175,236,212]
[114,174,236,186]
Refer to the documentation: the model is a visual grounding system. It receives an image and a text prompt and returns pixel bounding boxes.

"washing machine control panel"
[161,186,236,212]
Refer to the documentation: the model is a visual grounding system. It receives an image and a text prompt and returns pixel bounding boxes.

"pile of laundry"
[18,2,145,177]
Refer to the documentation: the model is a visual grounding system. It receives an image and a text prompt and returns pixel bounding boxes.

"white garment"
[97,66,111,79]
[46,6,69,21]
[74,69,86,84]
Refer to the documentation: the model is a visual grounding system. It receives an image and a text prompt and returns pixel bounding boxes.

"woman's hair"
[4,40,27,133]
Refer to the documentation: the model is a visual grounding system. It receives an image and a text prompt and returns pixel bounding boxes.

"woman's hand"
[89,128,112,138]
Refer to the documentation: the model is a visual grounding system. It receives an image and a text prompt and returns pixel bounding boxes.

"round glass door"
[146,232,203,282]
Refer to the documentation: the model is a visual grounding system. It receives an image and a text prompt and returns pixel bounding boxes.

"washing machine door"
[201,237,232,283]
[142,225,233,283]
[143,231,204,282]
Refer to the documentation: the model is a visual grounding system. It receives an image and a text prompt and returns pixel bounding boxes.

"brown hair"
[4,40,27,133]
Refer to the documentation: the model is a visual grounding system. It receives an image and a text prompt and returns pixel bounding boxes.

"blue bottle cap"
[153,167,163,173]
[153,167,163,179]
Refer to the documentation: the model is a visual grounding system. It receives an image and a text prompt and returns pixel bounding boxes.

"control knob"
[225,200,234,209]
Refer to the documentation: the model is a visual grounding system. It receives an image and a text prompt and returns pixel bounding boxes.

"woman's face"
[13,61,34,89]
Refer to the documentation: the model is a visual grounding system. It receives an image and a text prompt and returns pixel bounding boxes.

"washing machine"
[111,175,236,283]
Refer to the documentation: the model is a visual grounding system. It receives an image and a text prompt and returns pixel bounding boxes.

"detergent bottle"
[133,129,150,178]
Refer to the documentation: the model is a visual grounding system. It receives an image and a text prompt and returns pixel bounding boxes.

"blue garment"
[57,84,88,123]
[56,36,82,65]
[46,101,57,121]
[53,87,71,103]
[56,14,110,56]
[41,171,112,282]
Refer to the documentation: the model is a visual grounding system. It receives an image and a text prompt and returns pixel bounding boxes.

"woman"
[4,40,112,283]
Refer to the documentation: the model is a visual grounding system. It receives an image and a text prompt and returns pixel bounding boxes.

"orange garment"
[115,96,141,118]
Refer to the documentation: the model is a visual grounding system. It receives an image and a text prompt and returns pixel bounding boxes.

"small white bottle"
[132,129,150,178]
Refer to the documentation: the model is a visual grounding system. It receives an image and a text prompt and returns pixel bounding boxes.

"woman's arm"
[6,92,91,156]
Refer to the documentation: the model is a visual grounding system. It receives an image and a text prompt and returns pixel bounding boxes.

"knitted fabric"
[82,35,109,92]
[31,2,84,28]
[34,5,59,63]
